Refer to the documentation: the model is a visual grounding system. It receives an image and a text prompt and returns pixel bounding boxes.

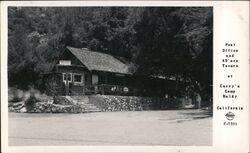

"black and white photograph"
[7,6,213,146]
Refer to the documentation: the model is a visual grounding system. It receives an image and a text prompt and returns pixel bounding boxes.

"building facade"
[44,46,184,97]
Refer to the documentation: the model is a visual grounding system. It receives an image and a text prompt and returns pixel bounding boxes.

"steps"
[71,96,101,113]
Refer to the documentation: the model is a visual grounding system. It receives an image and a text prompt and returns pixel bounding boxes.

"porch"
[43,72,136,96]
[69,84,136,96]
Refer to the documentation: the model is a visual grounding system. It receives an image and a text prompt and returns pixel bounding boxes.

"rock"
[16,104,24,110]
[13,101,24,107]
[51,106,57,113]
[20,107,27,113]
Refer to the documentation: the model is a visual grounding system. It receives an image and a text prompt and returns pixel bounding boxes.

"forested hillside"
[8,7,212,100]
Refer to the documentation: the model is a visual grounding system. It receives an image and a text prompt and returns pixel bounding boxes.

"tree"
[8,7,212,102]
[133,7,213,100]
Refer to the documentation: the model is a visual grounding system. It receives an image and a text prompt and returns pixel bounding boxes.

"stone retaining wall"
[89,95,188,112]
[8,95,194,113]
[8,96,84,113]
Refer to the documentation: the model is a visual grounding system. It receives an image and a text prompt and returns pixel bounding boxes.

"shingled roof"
[66,46,133,75]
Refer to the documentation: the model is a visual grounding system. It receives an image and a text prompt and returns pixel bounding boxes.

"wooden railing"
[85,84,136,96]
[68,84,136,96]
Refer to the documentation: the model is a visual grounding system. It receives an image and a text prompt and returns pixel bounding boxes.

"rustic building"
[44,46,184,97]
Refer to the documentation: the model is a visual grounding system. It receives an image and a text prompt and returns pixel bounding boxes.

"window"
[63,73,72,82]
[73,74,83,83]
[59,60,71,65]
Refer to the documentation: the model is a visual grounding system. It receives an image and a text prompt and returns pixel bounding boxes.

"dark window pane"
[63,73,72,81]
[74,75,82,83]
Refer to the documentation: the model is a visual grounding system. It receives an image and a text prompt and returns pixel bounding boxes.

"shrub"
[25,94,39,112]
[24,88,42,111]
[9,88,24,102]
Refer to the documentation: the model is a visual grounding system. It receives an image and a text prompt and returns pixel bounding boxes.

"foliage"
[8,88,23,102]
[25,95,39,106]
[8,7,212,100]
[24,93,39,112]
[133,7,213,100]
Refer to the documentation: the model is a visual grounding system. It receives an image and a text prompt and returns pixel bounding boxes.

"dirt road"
[9,110,212,146]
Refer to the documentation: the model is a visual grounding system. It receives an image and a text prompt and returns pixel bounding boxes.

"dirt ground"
[8,109,212,146]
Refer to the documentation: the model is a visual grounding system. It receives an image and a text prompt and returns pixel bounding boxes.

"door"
[72,73,85,95]
[62,73,72,95]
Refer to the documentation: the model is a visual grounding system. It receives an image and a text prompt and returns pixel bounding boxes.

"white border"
[1,1,249,153]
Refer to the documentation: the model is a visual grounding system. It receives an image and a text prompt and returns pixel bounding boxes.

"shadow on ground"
[175,109,212,123]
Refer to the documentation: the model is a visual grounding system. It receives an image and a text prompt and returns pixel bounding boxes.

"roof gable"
[66,46,133,74]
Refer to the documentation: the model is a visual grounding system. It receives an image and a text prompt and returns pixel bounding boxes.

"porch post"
[65,73,69,96]
[103,73,108,95]
[82,73,85,95]
[101,85,104,95]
